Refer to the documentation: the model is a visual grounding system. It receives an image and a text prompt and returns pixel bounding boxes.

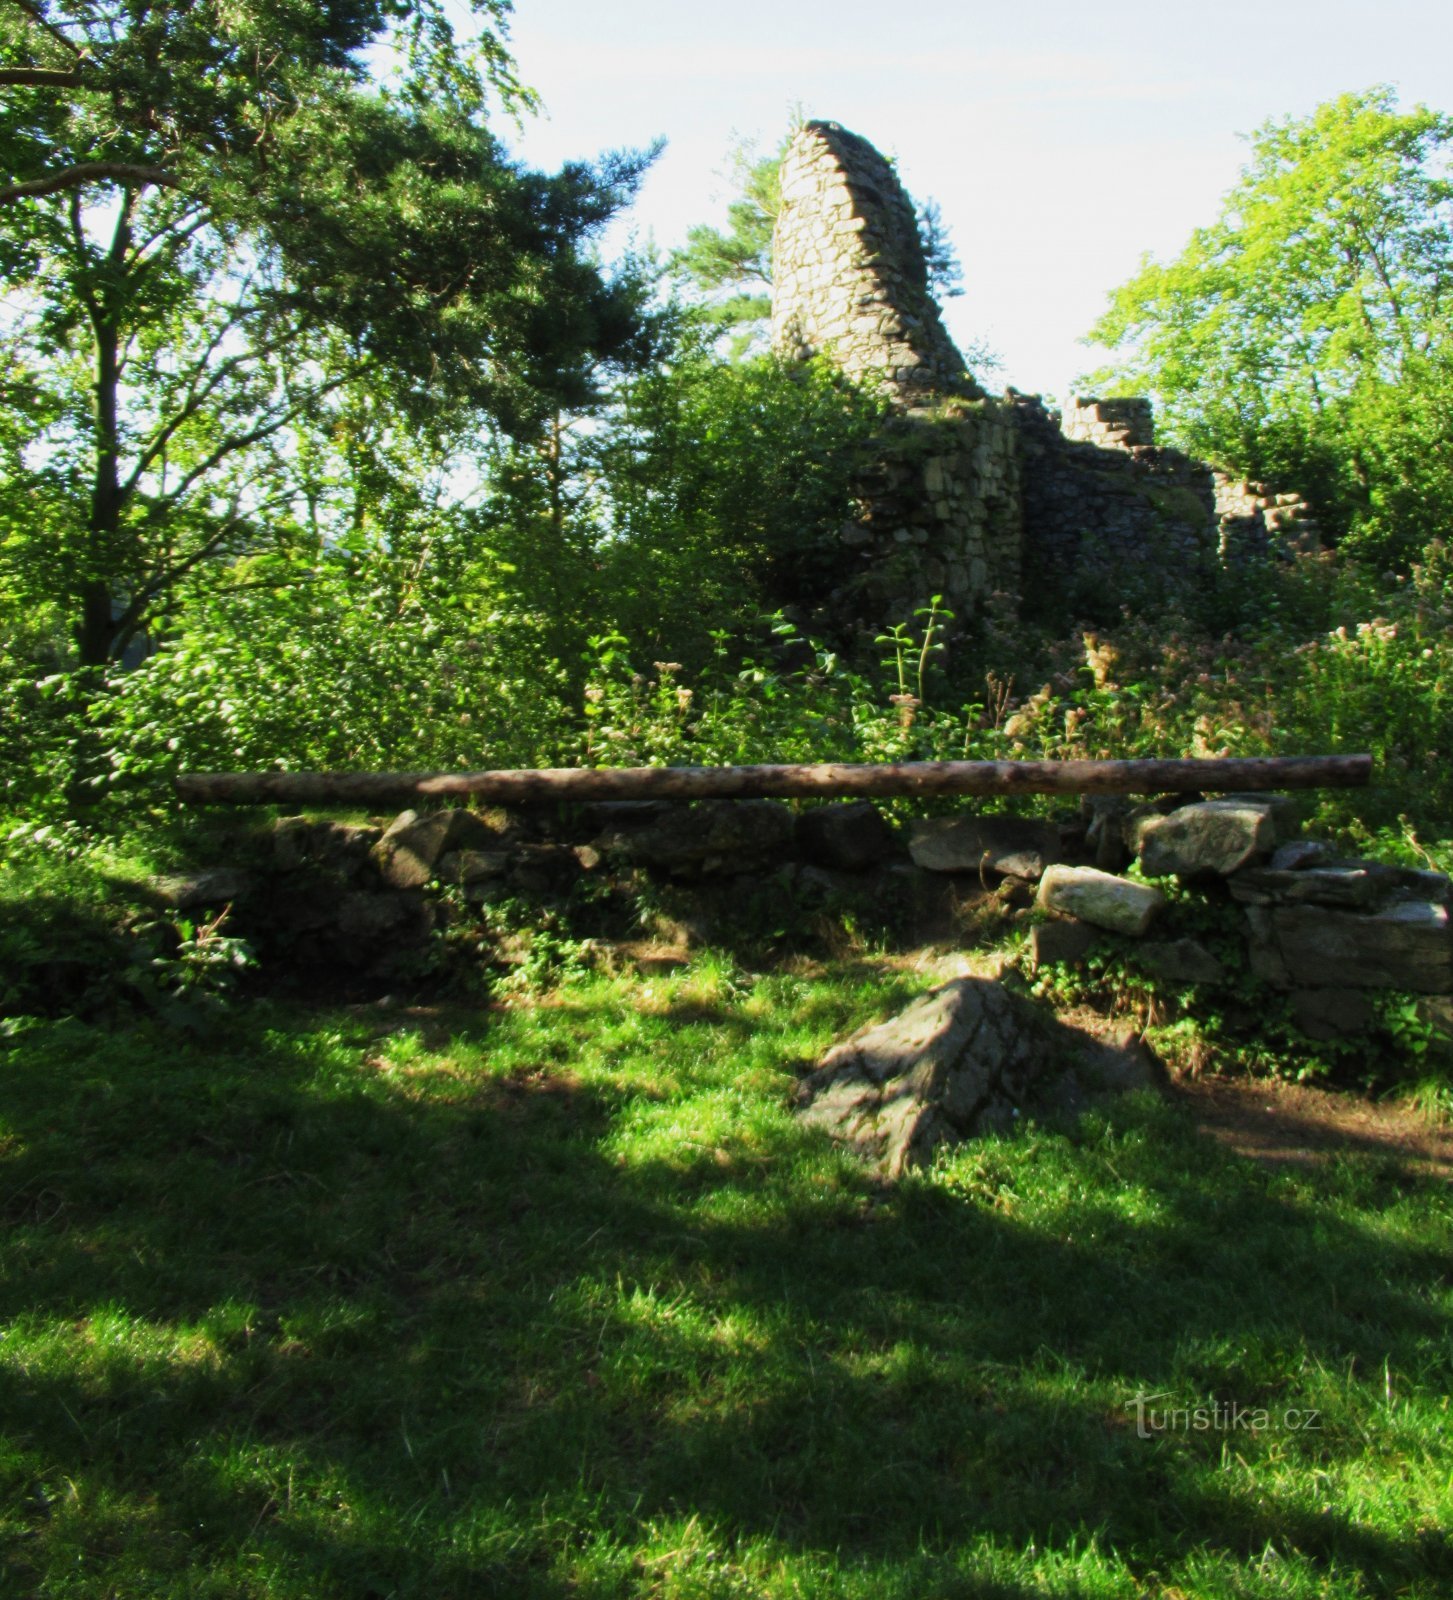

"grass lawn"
[1,958,1450,1598]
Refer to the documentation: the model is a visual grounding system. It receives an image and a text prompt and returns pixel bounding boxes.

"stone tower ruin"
[771,120,1021,637]
[767,120,1317,635]
[773,121,976,404]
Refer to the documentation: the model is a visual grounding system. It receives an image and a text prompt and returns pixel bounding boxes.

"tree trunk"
[174,753,1373,807]
[77,197,132,669]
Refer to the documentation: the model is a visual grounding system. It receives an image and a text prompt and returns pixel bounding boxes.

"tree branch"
[132,204,208,265]
[123,313,308,497]
[0,162,177,205]
[145,375,350,517]
[6,0,86,60]
[110,481,301,652]
[0,67,82,86]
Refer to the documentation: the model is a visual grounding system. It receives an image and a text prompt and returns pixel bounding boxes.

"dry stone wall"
[1213,472,1322,561]
[149,795,1453,1087]
[1006,390,1220,607]
[823,401,1021,639]
[1063,397,1155,450]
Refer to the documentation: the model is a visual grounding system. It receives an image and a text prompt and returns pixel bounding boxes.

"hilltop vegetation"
[2,17,1452,1597]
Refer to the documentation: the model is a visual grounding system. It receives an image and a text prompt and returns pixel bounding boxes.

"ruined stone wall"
[1019,392,1321,582]
[772,121,1017,634]
[1213,473,1322,560]
[773,120,976,402]
[1008,392,1221,609]
[821,400,1020,642]
[769,120,1318,630]
[1062,396,1156,450]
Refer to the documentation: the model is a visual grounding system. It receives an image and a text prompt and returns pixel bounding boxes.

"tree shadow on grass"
[0,992,1449,1598]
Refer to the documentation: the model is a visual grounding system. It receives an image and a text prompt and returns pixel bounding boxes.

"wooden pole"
[173,754,1372,807]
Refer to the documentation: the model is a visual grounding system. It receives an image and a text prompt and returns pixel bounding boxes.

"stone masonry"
[769,120,1317,627]
[1007,390,1220,609]
[773,120,976,403]
[772,121,1020,636]
[1063,397,1155,450]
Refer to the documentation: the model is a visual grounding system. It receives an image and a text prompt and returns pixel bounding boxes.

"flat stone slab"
[1229,867,1384,909]
[1250,901,1453,994]
[909,815,1061,881]
[152,869,255,910]
[1231,862,1452,910]
[1269,839,1335,872]
[273,818,381,872]
[1036,865,1165,936]
[437,849,514,885]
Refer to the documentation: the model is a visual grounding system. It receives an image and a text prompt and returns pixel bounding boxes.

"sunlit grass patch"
[1,957,1450,1597]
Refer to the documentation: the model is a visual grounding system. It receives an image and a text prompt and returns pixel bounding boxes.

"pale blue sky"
[498,0,1453,403]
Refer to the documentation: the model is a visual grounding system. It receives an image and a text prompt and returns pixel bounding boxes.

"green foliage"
[478,347,889,672]
[0,820,253,1022]
[875,594,952,707]
[670,130,790,348]
[0,0,655,670]
[1086,86,1453,563]
[93,544,569,789]
[1025,938,1361,1091]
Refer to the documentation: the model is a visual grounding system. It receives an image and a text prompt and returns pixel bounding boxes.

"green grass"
[1,958,1450,1598]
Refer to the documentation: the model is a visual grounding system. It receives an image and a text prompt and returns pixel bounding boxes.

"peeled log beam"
[174,754,1372,808]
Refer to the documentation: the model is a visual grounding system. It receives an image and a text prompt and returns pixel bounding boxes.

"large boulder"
[793,978,1046,1175]
[909,814,1060,881]
[1136,799,1283,879]
[1036,865,1165,936]
[372,809,516,889]
[794,977,1164,1175]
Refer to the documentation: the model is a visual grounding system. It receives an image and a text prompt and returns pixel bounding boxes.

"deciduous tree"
[1085,86,1453,563]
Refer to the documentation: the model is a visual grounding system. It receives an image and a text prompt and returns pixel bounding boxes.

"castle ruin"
[769,120,1318,633]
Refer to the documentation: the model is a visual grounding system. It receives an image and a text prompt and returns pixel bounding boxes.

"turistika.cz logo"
[1127,1392,1323,1440]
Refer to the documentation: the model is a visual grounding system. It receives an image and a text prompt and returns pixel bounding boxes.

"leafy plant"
[153,909,257,1002]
